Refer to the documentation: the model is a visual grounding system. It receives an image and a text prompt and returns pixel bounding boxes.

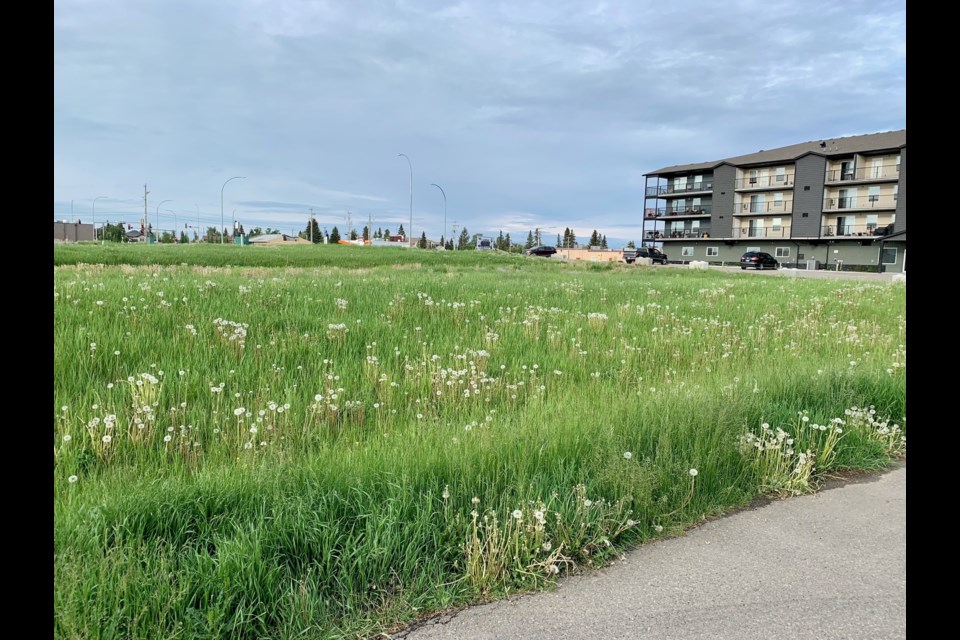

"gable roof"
[646,130,906,176]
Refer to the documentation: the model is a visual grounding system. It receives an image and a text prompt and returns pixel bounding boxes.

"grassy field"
[54,244,906,639]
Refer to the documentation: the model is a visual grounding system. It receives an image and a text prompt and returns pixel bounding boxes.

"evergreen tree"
[601,235,608,249]
[563,228,571,248]
[384,228,391,239]
[238,224,245,237]
[418,231,428,248]
[350,229,358,240]
[362,226,370,241]
[304,218,322,243]
[556,233,561,247]
[589,230,599,246]
[525,231,534,249]
[397,224,406,238]
[446,239,454,250]
[569,229,576,247]
[626,240,636,248]
[458,227,470,250]
[504,232,512,251]
[179,231,189,244]
[330,226,341,243]
[250,227,263,237]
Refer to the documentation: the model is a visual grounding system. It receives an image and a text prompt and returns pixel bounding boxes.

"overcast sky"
[54,0,905,246]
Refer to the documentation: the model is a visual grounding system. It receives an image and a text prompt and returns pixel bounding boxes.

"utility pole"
[346,211,352,238]
[451,221,459,250]
[143,184,149,236]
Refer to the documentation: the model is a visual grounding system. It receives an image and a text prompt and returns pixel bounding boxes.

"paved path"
[400,465,906,640]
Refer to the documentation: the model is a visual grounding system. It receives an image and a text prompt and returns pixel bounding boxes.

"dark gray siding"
[792,155,827,237]
[711,164,735,238]
[894,147,906,232]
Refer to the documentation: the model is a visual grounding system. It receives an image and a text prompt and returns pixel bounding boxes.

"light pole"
[430,183,446,249]
[397,154,412,247]
[156,199,172,241]
[220,176,246,244]
[92,196,108,240]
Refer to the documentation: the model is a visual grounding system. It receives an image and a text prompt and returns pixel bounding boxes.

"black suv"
[625,246,668,265]
[525,245,557,257]
[740,251,779,270]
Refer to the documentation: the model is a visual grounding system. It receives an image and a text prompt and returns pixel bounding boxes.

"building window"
[775,247,790,258]
[866,214,878,232]
[772,218,782,232]
[776,167,786,182]
[774,192,784,207]
[868,186,880,203]
[681,246,694,257]
[706,247,719,257]
[881,247,897,264]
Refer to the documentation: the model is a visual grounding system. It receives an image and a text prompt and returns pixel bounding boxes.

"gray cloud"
[55,0,905,246]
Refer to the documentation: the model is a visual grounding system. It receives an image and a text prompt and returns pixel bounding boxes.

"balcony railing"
[661,229,713,239]
[734,175,794,189]
[644,205,712,217]
[823,195,897,210]
[824,164,899,182]
[731,227,791,239]
[645,181,713,197]
[736,201,793,214]
[821,223,895,238]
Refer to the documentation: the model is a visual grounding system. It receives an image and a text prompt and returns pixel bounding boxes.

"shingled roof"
[646,130,906,176]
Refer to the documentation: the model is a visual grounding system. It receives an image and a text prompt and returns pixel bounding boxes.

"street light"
[220,176,246,244]
[397,154,412,247]
[430,184,446,249]
[92,196,108,239]
[156,199,172,241]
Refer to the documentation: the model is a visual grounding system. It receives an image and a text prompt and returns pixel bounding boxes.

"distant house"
[249,234,312,245]
[126,229,145,242]
[53,221,94,243]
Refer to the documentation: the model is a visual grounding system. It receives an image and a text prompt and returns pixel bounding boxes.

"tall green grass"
[54,248,906,639]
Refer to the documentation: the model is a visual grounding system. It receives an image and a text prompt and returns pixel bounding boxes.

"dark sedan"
[525,245,557,257]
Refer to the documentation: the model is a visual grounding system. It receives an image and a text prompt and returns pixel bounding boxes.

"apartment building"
[642,130,906,273]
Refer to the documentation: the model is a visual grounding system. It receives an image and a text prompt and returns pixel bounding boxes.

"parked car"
[525,245,557,257]
[740,251,779,270]
[625,246,668,265]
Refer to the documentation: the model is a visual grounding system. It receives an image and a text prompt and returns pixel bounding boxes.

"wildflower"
[623,451,633,460]
[163,435,172,442]
[583,499,593,507]
[689,468,699,477]
[472,496,480,505]
[512,509,523,520]
[101,435,112,443]
[68,475,78,483]
[534,510,546,524]
[62,434,72,443]
[542,541,552,551]
[442,485,450,500]
[654,525,664,533]
[244,442,253,449]
[234,408,246,417]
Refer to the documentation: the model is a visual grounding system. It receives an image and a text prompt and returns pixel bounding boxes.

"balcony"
[823,195,897,211]
[734,175,794,189]
[734,201,793,215]
[659,230,713,239]
[821,222,895,238]
[646,181,713,197]
[644,204,712,218]
[824,164,899,183]
[731,226,791,239]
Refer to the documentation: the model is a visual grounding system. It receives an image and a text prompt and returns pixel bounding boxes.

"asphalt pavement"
[398,464,906,640]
